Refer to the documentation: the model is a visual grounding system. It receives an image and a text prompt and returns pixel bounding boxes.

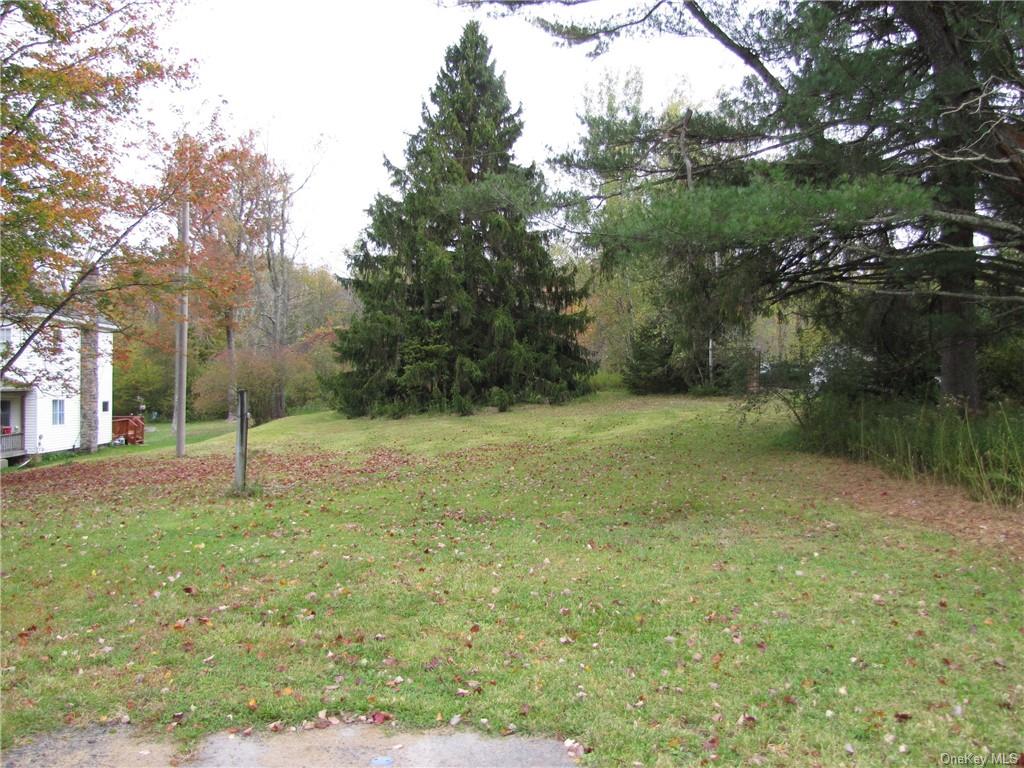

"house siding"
[1,321,114,455]
[97,331,113,445]
[24,389,39,455]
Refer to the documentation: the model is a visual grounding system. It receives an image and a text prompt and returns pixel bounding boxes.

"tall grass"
[798,395,1024,507]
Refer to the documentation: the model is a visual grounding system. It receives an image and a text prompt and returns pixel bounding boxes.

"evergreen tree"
[329,22,592,416]
[501,1,1024,410]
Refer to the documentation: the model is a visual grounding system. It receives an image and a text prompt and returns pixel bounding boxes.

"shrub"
[589,371,626,391]
[623,322,686,394]
[979,333,1024,403]
[490,386,511,412]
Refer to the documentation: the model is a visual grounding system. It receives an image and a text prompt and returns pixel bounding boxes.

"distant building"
[1,318,114,463]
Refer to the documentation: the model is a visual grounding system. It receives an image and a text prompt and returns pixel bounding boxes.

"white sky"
[150,0,745,275]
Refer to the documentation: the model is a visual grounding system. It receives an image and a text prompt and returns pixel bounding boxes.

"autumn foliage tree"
[113,131,356,422]
[1,0,187,381]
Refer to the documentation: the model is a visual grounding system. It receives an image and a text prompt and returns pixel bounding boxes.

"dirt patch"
[1,724,576,768]
[1,726,176,768]
[785,453,1023,552]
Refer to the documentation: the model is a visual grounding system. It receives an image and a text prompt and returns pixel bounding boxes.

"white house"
[1,319,114,463]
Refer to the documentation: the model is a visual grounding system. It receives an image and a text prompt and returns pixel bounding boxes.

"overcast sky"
[152,1,744,275]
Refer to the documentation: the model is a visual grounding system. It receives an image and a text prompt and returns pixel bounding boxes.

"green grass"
[8,420,238,468]
[2,393,1021,766]
[110,419,238,457]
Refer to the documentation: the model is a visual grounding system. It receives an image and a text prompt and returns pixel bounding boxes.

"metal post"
[174,199,190,458]
[234,389,248,493]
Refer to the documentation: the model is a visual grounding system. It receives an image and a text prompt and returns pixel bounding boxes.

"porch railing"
[1,432,25,455]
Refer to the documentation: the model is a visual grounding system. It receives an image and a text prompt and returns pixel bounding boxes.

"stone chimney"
[79,271,99,453]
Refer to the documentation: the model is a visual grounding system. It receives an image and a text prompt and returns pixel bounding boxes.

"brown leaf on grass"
[267,721,284,732]
[369,710,392,724]
[16,625,37,645]
[424,657,443,671]
[183,586,198,596]
[247,698,257,711]
[894,712,912,722]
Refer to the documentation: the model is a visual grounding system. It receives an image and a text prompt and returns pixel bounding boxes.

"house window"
[52,399,65,425]
[1,400,10,428]
[102,401,110,412]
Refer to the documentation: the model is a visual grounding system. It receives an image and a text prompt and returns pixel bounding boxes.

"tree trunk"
[226,315,238,421]
[271,385,286,421]
[899,3,982,411]
[937,238,980,410]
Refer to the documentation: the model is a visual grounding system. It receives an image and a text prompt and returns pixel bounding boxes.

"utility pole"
[173,197,190,458]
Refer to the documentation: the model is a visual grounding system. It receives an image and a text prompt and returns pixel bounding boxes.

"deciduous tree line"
[1,1,354,422]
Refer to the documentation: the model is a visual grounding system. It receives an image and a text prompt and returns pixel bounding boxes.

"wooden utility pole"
[173,198,190,458]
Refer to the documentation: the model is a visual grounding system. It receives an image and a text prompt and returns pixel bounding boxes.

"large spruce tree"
[330,22,592,416]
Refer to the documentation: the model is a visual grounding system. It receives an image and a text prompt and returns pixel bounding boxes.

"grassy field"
[1,392,1021,765]
[126,420,238,454]
[11,419,238,469]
